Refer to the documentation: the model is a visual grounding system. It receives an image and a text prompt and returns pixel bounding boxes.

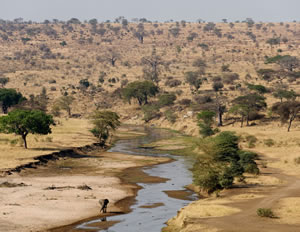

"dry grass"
[0,118,95,170]
[274,197,300,225]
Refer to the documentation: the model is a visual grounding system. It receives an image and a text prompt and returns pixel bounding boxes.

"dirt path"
[200,166,300,232]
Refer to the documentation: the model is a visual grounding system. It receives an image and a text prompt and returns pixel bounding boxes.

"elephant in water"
[99,199,109,213]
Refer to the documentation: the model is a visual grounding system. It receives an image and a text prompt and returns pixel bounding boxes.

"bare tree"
[104,49,120,67]
[278,56,299,72]
[141,47,164,84]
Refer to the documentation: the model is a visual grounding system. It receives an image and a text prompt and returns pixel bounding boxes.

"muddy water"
[77,127,198,232]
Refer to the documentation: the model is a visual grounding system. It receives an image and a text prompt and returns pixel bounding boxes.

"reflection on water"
[76,127,197,232]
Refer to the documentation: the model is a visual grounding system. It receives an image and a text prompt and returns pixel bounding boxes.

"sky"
[1,0,299,23]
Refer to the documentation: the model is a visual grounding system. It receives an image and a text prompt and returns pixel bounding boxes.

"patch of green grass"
[257,208,275,218]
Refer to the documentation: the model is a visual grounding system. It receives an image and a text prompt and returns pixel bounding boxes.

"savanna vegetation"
[0,19,300,228]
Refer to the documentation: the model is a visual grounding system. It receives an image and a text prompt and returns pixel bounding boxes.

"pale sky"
[1,0,299,22]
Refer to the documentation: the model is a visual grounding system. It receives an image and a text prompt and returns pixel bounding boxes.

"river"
[76,127,197,232]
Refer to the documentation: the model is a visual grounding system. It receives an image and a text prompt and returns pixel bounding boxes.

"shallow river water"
[76,127,197,232]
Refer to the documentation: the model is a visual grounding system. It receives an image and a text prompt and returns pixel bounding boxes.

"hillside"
[0,20,299,134]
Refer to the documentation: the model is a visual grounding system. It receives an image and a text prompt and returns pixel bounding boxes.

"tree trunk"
[111,59,116,67]
[137,98,142,106]
[22,133,28,149]
[246,114,249,126]
[241,116,244,128]
[217,106,223,127]
[2,104,7,114]
[288,114,295,132]
[67,108,71,117]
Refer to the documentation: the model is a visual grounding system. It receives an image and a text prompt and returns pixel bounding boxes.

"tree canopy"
[0,109,55,148]
[90,110,120,146]
[273,89,297,102]
[0,88,26,114]
[272,101,300,132]
[185,71,202,93]
[53,96,75,117]
[122,81,158,106]
[230,94,266,127]
[197,110,217,137]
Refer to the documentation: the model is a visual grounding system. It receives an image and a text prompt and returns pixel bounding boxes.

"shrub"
[79,79,90,88]
[238,151,259,174]
[257,208,275,218]
[194,95,212,104]
[212,81,224,92]
[198,43,209,50]
[294,157,300,165]
[245,135,258,148]
[165,79,182,87]
[45,137,53,142]
[193,162,222,194]
[158,93,176,107]
[142,104,161,122]
[164,109,177,123]
[223,73,239,84]
[264,139,275,147]
[178,99,191,106]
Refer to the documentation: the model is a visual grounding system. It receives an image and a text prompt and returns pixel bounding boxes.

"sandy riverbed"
[0,150,169,232]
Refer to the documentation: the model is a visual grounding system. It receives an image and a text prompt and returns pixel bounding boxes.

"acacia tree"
[0,109,55,149]
[277,56,299,72]
[53,96,74,117]
[90,110,120,146]
[273,89,297,102]
[122,81,158,106]
[272,101,300,132]
[0,88,26,114]
[230,94,267,127]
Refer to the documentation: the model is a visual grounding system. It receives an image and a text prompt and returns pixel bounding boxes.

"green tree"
[122,81,158,106]
[247,83,268,94]
[0,109,55,149]
[273,89,297,102]
[230,94,266,127]
[197,110,216,137]
[158,93,176,107]
[90,110,120,146]
[0,89,26,114]
[194,131,259,194]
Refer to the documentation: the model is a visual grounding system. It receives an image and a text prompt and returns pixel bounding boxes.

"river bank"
[0,127,171,232]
